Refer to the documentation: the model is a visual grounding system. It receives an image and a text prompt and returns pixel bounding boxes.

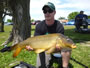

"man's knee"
[61,51,71,57]
[61,48,71,57]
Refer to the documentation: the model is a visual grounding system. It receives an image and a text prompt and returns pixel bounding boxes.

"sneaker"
[0,46,11,52]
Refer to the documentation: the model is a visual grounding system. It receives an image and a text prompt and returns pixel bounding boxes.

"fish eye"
[67,39,70,41]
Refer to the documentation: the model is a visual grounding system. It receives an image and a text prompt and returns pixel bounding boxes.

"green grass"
[64,25,90,68]
[0,25,90,68]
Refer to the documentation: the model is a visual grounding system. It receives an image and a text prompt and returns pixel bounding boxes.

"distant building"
[31,20,41,25]
[59,19,68,23]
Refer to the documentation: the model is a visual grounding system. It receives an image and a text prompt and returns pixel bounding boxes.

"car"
[87,19,90,25]
[31,20,41,25]
[31,22,36,25]
[4,22,13,25]
[66,19,75,25]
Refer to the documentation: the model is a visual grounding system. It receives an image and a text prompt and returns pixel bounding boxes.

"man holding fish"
[26,2,71,68]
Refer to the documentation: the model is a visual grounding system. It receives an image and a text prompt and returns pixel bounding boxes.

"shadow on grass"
[49,55,73,68]
[32,27,90,43]
[70,57,88,68]
[64,28,90,43]
[49,55,88,68]
[31,28,35,31]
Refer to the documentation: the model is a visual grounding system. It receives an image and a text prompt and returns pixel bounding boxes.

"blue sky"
[5,0,90,21]
[30,0,90,20]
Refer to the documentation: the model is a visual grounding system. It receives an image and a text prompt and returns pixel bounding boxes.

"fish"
[10,33,76,58]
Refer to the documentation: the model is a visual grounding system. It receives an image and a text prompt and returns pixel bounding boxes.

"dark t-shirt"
[34,20,64,36]
[34,20,64,67]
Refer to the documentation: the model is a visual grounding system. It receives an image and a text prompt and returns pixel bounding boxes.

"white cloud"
[4,15,12,22]
[57,0,90,10]
[30,0,63,20]
[56,0,90,19]
[30,0,90,20]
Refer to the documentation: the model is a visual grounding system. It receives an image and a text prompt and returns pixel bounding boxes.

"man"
[75,11,88,30]
[26,2,71,68]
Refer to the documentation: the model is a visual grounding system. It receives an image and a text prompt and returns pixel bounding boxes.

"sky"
[5,0,90,21]
[30,0,90,20]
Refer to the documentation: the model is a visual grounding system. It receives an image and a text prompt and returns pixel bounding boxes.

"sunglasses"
[43,9,53,14]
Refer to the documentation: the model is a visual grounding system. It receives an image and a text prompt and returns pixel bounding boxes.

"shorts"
[36,48,72,68]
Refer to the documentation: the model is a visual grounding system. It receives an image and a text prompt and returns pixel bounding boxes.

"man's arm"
[56,21,64,34]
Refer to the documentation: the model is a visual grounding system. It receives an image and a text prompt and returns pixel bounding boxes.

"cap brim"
[42,5,50,10]
[42,5,55,11]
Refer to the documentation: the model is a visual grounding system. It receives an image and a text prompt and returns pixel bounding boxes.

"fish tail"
[13,47,22,58]
[10,43,19,50]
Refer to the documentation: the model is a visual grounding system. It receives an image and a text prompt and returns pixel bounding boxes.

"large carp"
[11,33,76,58]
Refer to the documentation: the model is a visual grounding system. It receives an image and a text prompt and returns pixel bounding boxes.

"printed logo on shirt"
[45,32,49,35]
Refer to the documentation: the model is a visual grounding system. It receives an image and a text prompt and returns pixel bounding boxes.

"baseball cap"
[80,10,84,13]
[42,2,55,11]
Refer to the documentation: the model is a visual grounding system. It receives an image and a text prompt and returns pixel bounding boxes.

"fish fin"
[46,46,56,54]
[13,47,22,58]
[35,49,45,53]
[71,45,76,48]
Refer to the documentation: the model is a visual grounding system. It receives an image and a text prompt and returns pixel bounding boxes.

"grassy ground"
[0,25,90,68]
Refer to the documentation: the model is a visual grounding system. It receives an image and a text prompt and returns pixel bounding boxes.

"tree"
[31,19,34,22]
[0,0,12,32]
[0,11,4,32]
[88,15,90,19]
[0,0,5,32]
[58,17,65,20]
[7,19,12,22]
[2,0,31,46]
[68,12,79,20]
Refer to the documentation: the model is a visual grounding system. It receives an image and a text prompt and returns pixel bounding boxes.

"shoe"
[0,46,11,52]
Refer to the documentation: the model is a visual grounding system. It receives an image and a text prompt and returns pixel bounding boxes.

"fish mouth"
[71,44,76,48]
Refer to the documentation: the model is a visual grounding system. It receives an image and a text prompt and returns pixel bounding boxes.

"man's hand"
[55,44,62,52]
[0,46,11,52]
[26,46,33,51]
